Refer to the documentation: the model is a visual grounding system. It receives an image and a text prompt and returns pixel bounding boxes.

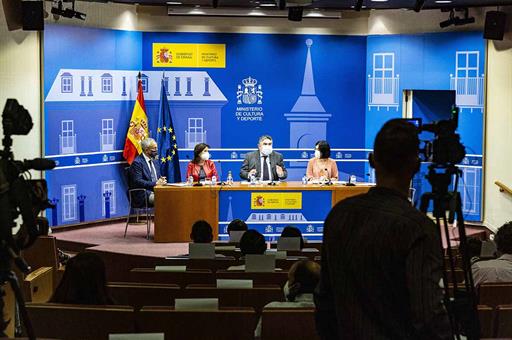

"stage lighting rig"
[440,8,474,28]
[50,0,86,20]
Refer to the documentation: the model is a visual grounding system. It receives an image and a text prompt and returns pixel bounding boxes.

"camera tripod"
[419,164,480,340]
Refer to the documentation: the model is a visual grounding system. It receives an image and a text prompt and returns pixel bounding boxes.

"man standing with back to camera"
[315,119,452,339]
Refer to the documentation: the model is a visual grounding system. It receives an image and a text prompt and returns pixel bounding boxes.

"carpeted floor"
[52,220,487,259]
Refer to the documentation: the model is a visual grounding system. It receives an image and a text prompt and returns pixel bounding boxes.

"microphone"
[19,158,56,171]
[324,168,333,186]
[345,174,355,186]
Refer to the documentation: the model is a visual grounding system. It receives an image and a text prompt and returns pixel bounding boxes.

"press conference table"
[153,182,372,242]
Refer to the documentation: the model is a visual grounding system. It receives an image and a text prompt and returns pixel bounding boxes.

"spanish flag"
[123,78,148,165]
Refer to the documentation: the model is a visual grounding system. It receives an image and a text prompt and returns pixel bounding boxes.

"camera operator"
[315,119,452,339]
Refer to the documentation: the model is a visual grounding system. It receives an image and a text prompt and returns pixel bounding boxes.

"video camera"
[406,105,466,167]
[0,99,55,263]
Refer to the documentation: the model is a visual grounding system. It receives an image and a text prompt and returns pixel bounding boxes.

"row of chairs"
[478,304,512,338]
[129,268,290,287]
[26,303,317,340]
[22,267,288,313]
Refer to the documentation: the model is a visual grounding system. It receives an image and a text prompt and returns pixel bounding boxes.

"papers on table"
[277,237,301,251]
[175,298,219,311]
[245,254,276,272]
[155,265,186,272]
[110,334,164,340]
[265,249,287,259]
[189,243,216,259]
[229,231,245,243]
[216,279,253,289]
[165,182,189,187]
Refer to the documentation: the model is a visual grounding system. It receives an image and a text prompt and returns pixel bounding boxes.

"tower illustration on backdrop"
[284,39,331,179]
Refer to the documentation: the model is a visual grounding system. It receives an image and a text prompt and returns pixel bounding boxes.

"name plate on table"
[245,254,276,272]
[217,279,253,288]
[277,237,301,251]
[189,243,216,259]
[175,298,219,311]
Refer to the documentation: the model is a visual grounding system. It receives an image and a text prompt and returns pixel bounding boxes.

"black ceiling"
[102,0,512,9]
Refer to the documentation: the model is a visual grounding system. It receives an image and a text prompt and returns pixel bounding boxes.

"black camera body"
[0,99,55,254]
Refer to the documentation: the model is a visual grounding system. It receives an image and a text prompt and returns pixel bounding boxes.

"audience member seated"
[228,230,266,270]
[467,237,483,265]
[473,222,512,286]
[280,225,305,249]
[255,260,320,337]
[49,252,114,305]
[227,219,248,235]
[190,220,214,243]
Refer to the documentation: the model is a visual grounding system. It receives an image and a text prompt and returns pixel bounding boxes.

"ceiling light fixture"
[440,8,475,28]
[51,0,86,20]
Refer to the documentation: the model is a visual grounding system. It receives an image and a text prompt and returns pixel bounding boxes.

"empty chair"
[445,269,465,284]
[478,282,512,307]
[215,270,289,287]
[261,308,319,340]
[107,282,181,310]
[26,303,135,340]
[137,306,257,340]
[184,284,284,312]
[129,268,214,286]
[496,304,512,338]
[21,236,59,288]
[23,266,53,303]
[478,304,494,338]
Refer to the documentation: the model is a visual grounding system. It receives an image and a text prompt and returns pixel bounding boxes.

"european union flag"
[157,77,181,183]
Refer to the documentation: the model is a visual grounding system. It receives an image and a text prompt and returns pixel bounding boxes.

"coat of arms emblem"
[237,77,263,105]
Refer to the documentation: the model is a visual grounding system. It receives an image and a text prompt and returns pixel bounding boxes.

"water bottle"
[350,175,357,184]
[227,171,233,185]
[211,175,217,186]
[302,175,308,185]
[188,175,194,186]
[250,173,256,185]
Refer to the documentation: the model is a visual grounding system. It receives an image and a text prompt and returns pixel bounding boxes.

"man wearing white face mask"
[186,143,218,182]
[240,135,287,181]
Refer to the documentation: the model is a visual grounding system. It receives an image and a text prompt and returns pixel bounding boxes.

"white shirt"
[472,253,512,286]
[142,153,158,181]
[260,154,273,181]
[254,293,315,337]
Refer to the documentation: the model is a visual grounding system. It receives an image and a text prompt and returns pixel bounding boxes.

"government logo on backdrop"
[235,76,264,122]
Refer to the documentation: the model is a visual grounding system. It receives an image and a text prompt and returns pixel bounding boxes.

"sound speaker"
[2,0,22,31]
[484,11,506,41]
[22,1,44,31]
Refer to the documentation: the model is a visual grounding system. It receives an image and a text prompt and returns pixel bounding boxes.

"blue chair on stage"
[124,167,153,240]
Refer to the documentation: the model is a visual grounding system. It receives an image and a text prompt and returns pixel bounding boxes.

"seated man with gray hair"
[128,138,167,207]
[240,134,287,181]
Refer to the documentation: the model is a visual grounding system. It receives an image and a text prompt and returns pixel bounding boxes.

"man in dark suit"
[240,135,287,181]
[315,119,451,340]
[128,138,167,207]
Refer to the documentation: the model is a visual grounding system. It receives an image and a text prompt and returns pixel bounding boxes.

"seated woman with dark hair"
[50,252,114,305]
[190,220,213,243]
[228,229,266,270]
[306,140,338,181]
[280,225,305,249]
[255,260,320,337]
[186,143,218,182]
[227,219,248,235]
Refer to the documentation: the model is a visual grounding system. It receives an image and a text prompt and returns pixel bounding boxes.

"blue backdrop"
[43,24,485,229]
